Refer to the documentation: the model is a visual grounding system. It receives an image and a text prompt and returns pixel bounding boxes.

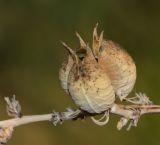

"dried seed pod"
[59,36,115,113]
[59,54,74,94]
[92,25,136,101]
[59,25,136,114]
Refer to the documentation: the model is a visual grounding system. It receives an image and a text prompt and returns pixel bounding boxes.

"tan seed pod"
[59,25,136,114]
[92,25,136,101]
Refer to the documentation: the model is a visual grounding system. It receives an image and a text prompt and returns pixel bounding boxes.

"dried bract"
[5,95,22,118]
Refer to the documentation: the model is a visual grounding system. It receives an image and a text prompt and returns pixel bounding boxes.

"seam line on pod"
[65,56,74,93]
[80,85,99,113]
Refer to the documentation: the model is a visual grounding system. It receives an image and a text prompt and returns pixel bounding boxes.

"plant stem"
[0,114,52,128]
[1,104,160,129]
[111,104,160,119]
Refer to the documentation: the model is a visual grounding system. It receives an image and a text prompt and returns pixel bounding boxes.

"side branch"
[111,104,160,118]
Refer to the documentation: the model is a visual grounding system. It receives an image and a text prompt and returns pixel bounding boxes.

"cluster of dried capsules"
[59,24,136,124]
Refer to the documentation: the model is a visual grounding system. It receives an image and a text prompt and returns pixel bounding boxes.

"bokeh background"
[0,0,160,145]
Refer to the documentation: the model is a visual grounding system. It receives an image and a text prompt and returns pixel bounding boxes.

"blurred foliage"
[0,0,160,145]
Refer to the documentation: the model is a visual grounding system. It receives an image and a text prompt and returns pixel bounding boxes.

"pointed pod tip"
[95,22,99,28]
[99,30,104,41]
[100,30,104,35]
[60,41,73,53]
[93,23,99,40]
[75,31,79,37]
[60,40,67,47]
[60,40,78,62]
[75,31,83,41]
[60,41,72,51]
[75,31,87,48]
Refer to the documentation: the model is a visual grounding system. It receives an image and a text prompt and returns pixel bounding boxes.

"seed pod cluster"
[59,25,136,114]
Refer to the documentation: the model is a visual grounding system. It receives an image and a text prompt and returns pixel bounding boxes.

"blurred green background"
[0,0,160,145]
